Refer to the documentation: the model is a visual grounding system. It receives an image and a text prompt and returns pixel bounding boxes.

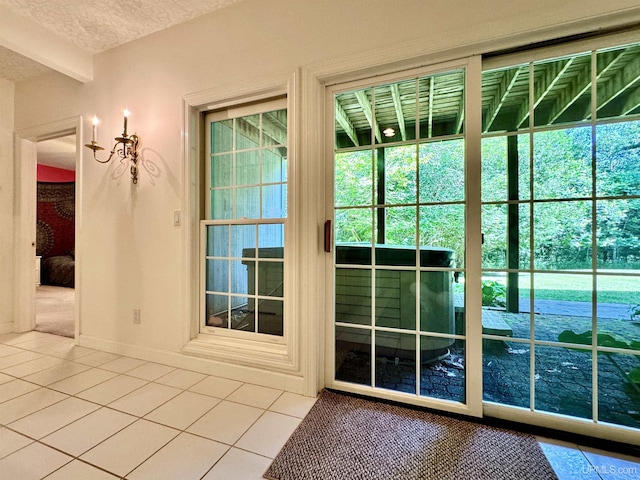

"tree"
[334,120,640,270]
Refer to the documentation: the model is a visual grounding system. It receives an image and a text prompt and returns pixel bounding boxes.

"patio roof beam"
[515,95,531,130]
[483,67,521,133]
[621,83,640,116]
[390,84,407,141]
[243,115,287,146]
[335,100,360,147]
[428,77,435,138]
[355,90,382,143]
[547,50,626,124]
[455,103,464,135]
[517,58,575,128]
[595,52,640,117]
[546,62,591,124]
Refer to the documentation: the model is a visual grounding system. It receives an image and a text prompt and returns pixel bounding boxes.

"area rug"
[264,390,558,480]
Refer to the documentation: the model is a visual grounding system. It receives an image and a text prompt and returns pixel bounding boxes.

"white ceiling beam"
[0,5,93,83]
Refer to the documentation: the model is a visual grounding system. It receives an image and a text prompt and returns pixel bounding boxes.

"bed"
[41,251,75,288]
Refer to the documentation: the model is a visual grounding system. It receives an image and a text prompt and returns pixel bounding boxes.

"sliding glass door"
[326,39,640,438]
[326,39,640,439]
[481,42,640,432]
[327,60,482,414]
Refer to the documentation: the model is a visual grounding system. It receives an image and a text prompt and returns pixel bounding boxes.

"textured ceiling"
[0,0,245,82]
[0,0,244,53]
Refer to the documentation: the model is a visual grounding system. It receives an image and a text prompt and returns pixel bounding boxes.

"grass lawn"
[482,272,640,305]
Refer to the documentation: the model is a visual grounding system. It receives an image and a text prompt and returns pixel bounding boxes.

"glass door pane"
[481,42,640,433]
[332,67,468,406]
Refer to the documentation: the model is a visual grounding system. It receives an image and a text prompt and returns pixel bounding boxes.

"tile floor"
[0,331,638,479]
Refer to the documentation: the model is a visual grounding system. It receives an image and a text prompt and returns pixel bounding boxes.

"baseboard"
[0,323,14,335]
[77,334,308,395]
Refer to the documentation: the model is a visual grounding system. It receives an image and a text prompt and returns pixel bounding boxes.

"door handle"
[324,220,332,253]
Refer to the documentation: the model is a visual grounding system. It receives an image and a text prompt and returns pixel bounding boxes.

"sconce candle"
[92,115,98,142]
[123,108,130,136]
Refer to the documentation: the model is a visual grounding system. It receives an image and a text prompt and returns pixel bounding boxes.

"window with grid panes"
[203,101,287,337]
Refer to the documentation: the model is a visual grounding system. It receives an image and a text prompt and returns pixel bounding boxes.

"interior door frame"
[322,57,483,417]
[14,116,83,338]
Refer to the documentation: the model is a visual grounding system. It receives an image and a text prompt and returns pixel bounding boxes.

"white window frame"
[201,98,288,341]
[182,72,301,375]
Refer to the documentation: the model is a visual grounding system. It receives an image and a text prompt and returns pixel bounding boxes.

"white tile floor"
[0,332,315,479]
[0,331,638,479]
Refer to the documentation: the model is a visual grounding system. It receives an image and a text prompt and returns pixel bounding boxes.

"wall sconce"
[84,109,141,184]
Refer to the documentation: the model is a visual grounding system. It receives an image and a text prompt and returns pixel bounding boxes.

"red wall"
[37,164,75,182]
[36,182,75,259]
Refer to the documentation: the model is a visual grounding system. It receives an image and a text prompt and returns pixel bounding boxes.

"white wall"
[0,78,14,334]
[11,0,640,387]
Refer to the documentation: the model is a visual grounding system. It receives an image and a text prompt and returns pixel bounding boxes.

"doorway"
[34,134,77,338]
[324,58,483,416]
[14,116,82,338]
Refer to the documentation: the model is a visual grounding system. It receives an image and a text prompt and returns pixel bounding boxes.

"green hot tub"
[335,244,456,362]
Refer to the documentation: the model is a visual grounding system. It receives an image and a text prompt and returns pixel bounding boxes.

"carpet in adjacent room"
[35,285,75,338]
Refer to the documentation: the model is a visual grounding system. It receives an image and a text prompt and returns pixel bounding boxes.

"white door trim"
[14,116,83,338]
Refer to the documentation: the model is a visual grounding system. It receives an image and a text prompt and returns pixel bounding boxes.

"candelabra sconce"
[85,109,142,184]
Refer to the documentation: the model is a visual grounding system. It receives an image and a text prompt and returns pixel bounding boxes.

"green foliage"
[334,121,640,272]
[516,274,640,304]
[333,141,466,263]
[481,280,506,307]
[558,329,640,385]
[557,330,629,350]
[629,369,640,384]
[480,122,640,270]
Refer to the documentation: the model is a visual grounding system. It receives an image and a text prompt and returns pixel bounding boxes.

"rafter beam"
[455,99,464,134]
[335,100,359,147]
[262,111,288,145]
[483,67,521,132]
[517,58,574,128]
[336,100,360,147]
[515,96,531,129]
[355,90,381,143]
[546,61,592,124]
[428,77,435,138]
[547,49,625,123]
[621,83,640,116]
[390,84,406,141]
[241,115,284,145]
[596,50,640,116]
